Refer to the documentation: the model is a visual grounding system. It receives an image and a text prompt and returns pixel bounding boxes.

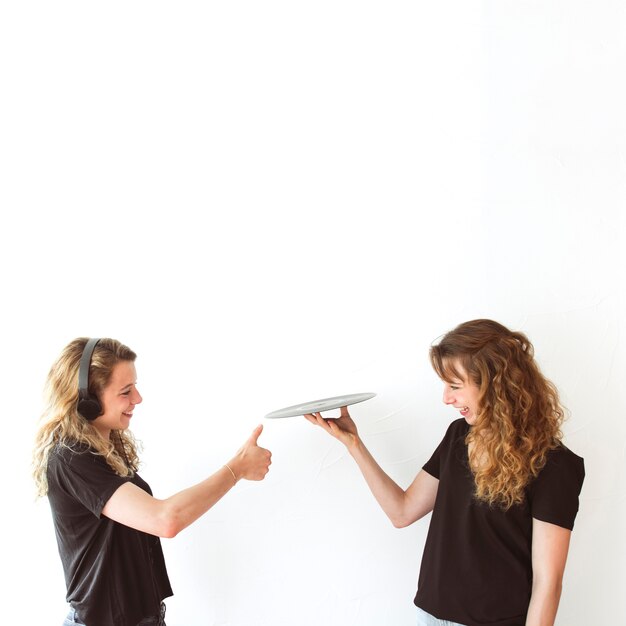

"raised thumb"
[248,423,263,445]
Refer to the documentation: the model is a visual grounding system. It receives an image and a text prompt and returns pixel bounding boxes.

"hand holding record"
[304,406,359,450]
[266,392,374,451]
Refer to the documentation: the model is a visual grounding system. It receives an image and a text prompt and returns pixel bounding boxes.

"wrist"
[347,434,363,456]
[225,459,241,484]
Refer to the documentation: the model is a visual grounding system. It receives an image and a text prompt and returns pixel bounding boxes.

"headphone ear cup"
[78,396,103,421]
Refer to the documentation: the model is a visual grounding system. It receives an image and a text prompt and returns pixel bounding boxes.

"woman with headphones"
[33,337,272,626]
[305,319,585,626]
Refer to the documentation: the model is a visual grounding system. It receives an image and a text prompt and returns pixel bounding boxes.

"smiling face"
[92,360,142,439]
[440,359,481,425]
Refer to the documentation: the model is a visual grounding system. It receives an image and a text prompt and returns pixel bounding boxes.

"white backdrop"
[1,1,624,624]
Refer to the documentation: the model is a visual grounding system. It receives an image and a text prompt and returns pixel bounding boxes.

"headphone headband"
[77,338,102,420]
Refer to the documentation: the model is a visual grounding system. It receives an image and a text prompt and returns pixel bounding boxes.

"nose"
[131,388,143,405]
[442,387,455,405]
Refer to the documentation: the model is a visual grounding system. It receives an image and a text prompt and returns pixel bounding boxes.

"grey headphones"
[77,338,102,420]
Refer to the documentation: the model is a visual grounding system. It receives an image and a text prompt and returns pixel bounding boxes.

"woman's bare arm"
[525,518,572,626]
[305,409,438,527]
[102,425,271,538]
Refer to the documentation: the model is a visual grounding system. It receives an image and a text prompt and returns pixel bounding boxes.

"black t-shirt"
[47,442,173,626]
[415,419,585,626]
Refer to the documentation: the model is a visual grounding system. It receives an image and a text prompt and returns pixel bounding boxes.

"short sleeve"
[48,445,130,518]
[528,445,585,530]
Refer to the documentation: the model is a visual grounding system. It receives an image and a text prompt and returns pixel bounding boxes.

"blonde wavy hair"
[33,337,141,497]
[430,319,564,510]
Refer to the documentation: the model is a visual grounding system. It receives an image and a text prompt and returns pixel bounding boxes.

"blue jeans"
[416,606,467,626]
[63,603,167,626]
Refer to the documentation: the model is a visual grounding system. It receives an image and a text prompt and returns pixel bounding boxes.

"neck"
[92,423,111,441]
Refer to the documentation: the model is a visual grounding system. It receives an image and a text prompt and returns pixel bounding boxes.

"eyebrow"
[119,382,137,392]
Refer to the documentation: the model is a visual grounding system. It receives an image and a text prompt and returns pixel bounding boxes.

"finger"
[305,412,335,434]
[315,412,331,427]
[305,414,332,432]
[304,414,318,425]
[247,424,263,445]
[340,406,350,418]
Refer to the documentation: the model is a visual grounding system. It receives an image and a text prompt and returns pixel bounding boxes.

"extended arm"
[102,424,271,538]
[305,408,438,527]
[525,518,572,626]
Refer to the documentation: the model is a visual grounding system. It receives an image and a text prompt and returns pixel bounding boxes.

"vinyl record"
[265,392,376,419]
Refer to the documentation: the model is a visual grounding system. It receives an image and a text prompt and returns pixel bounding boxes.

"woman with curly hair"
[305,319,584,626]
[33,337,272,626]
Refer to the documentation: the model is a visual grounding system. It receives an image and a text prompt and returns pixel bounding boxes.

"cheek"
[99,395,113,413]
[103,396,126,413]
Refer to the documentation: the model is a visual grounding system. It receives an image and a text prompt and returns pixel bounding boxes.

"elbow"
[160,522,180,539]
[392,519,409,529]
[157,504,186,539]
[390,514,414,529]
[390,504,425,528]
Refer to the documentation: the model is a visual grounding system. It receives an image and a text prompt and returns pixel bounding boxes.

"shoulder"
[48,440,113,478]
[423,419,469,475]
[49,440,85,464]
[449,417,470,433]
[445,418,470,441]
[49,440,94,465]
[433,418,469,452]
[539,443,585,482]
[434,417,469,437]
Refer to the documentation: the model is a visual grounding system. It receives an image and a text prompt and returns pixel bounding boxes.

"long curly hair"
[33,337,141,497]
[430,319,564,510]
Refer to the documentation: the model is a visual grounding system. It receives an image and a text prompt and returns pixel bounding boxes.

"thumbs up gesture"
[228,424,272,482]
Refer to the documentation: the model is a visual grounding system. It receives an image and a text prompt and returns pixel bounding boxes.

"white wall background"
[1,1,624,624]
